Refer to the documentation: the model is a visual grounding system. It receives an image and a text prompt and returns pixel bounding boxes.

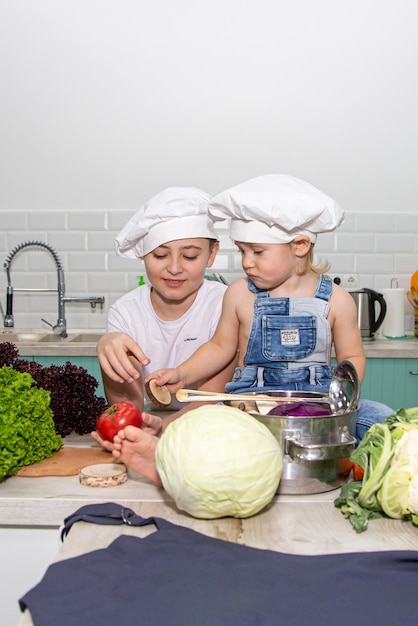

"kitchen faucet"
[3,240,105,337]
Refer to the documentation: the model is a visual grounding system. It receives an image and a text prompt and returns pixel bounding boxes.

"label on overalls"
[280,329,300,345]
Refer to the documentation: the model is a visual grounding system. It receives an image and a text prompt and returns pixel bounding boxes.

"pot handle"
[285,434,356,462]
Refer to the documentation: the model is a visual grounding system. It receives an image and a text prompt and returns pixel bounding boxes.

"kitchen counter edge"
[1,334,416,358]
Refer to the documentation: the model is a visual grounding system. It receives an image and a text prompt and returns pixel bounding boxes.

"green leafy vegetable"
[334,481,383,533]
[156,405,283,519]
[0,342,107,435]
[378,426,418,519]
[353,423,394,511]
[0,366,62,481]
[335,407,418,532]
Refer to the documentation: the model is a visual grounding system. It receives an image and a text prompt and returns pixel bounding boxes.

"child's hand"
[91,411,162,450]
[97,332,150,383]
[144,368,186,394]
[90,429,115,451]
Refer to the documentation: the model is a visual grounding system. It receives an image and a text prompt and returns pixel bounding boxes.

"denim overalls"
[226,274,334,394]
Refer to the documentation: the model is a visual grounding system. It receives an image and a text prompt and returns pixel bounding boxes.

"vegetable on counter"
[335,407,418,533]
[0,342,107,436]
[155,404,283,520]
[352,462,365,481]
[0,366,62,481]
[96,402,143,442]
[267,401,331,416]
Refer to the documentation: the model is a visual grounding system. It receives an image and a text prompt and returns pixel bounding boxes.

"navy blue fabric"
[20,503,418,626]
[60,502,156,540]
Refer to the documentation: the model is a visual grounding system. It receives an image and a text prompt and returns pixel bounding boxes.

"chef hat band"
[140,215,218,256]
[115,186,217,258]
[230,219,317,244]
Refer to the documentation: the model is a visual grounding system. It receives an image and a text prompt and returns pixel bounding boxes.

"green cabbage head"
[155,404,283,519]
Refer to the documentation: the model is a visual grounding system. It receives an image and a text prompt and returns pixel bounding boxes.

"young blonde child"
[112,175,394,480]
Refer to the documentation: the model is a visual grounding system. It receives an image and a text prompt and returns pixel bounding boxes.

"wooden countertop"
[2,436,417,553]
[7,472,418,554]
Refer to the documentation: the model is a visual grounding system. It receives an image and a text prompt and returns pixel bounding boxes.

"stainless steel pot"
[239,393,358,495]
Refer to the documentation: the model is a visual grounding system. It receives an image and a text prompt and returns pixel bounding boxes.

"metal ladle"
[328,360,360,413]
[176,360,360,415]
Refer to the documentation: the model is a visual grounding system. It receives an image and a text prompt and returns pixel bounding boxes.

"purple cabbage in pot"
[267,402,332,417]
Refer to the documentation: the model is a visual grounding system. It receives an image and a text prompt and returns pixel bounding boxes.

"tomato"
[352,462,365,481]
[96,402,143,442]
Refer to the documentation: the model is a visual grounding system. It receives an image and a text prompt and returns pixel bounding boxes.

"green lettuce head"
[0,366,62,480]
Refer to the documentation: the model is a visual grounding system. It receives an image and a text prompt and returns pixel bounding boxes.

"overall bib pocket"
[262,315,317,361]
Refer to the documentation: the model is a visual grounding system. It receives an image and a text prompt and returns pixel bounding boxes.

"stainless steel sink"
[0,331,48,342]
[0,331,104,343]
[36,332,104,343]
[69,332,103,343]
[37,334,69,342]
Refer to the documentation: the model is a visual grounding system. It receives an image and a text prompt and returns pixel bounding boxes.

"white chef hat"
[115,187,218,258]
[208,175,344,244]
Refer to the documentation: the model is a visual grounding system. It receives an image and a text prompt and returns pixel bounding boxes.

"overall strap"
[314,274,333,302]
[247,278,269,299]
[61,502,167,541]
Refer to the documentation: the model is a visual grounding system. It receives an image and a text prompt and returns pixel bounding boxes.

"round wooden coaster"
[79,463,128,488]
[145,378,171,407]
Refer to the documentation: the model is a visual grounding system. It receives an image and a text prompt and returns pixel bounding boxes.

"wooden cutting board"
[16,447,118,477]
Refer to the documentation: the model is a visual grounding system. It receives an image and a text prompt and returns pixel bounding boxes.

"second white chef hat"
[208,174,344,244]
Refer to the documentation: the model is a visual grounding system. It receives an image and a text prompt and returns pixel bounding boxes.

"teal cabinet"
[27,355,105,398]
[361,358,418,411]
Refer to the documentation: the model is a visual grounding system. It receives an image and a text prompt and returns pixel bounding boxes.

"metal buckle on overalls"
[121,507,135,525]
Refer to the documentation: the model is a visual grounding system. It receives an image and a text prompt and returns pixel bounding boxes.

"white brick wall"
[1,210,417,333]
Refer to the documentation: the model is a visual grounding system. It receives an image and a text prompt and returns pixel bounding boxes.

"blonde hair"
[297,244,330,276]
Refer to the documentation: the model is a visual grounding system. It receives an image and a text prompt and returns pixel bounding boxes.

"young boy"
[111,175,394,481]
[91,186,236,448]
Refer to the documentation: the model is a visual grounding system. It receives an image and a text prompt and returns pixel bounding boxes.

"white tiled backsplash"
[1,210,418,335]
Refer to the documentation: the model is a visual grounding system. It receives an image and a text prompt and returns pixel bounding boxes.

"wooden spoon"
[175,389,329,404]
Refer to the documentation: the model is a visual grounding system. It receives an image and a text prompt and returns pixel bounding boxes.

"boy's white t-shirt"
[106,280,227,403]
